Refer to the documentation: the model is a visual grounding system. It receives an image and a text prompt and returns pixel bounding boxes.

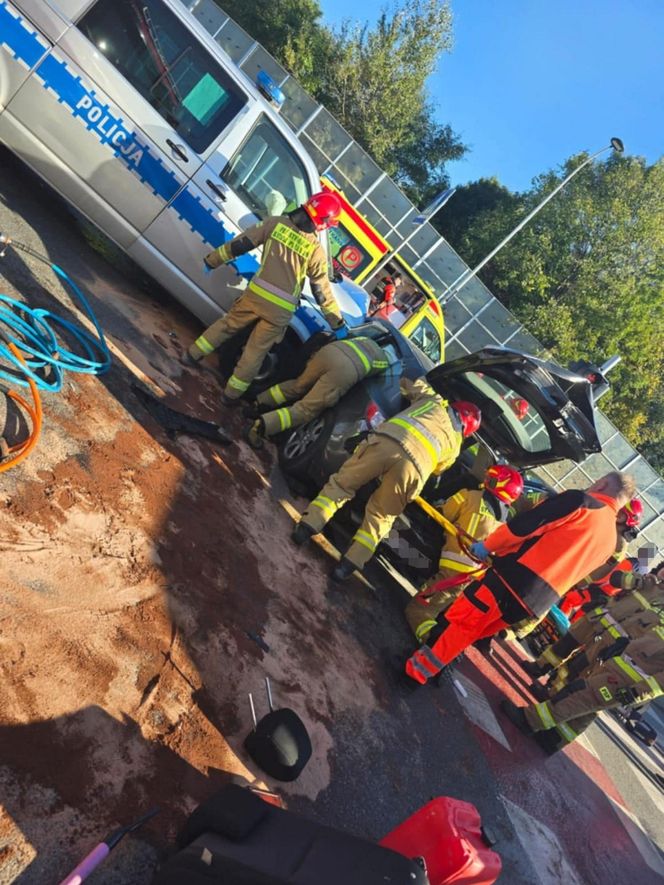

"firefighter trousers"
[256,347,359,437]
[524,656,647,738]
[300,436,424,569]
[405,571,528,683]
[189,294,286,399]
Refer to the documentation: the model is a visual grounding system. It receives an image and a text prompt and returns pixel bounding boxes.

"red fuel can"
[379,796,502,884]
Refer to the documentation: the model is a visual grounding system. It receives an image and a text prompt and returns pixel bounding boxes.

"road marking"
[452,672,511,750]
[607,796,664,876]
[501,796,584,885]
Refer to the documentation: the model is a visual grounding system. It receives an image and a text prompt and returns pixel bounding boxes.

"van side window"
[78,0,247,153]
[409,316,441,364]
[223,117,311,219]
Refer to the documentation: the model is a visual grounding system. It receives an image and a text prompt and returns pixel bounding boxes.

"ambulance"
[0,0,368,340]
[323,176,446,363]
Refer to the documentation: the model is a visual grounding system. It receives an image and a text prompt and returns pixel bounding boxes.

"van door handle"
[166,139,189,162]
[206,179,227,202]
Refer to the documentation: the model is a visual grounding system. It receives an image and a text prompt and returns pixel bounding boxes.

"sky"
[318,0,664,192]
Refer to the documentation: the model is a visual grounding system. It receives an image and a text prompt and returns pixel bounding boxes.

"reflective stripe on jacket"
[438,488,503,571]
[375,378,462,480]
[205,215,342,327]
[333,336,390,381]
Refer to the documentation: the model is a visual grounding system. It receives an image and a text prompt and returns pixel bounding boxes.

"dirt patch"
[0,160,395,883]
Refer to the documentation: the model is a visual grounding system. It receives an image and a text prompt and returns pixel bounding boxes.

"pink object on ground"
[58,843,110,884]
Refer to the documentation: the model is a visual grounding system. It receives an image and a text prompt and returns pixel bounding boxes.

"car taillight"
[366,401,386,430]
[428,298,441,315]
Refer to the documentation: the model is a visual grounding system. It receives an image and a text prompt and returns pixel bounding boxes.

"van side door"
[1,0,248,251]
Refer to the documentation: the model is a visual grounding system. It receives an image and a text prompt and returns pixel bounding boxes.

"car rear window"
[78,0,247,153]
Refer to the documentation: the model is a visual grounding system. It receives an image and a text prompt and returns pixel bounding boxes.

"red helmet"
[484,465,524,504]
[303,191,342,230]
[511,398,529,420]
[451,401,481,437]
[620,498,643,528]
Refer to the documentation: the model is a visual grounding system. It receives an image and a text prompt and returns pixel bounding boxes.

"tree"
[434,177,517,255]
[214,0,333,91]
[317,0,465,192]
[445,155,664,466]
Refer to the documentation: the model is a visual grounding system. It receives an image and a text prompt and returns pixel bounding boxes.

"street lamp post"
[440,137,624,304]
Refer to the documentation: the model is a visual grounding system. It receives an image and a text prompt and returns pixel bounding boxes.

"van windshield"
[78,0,247,153]
[223,117,311,218]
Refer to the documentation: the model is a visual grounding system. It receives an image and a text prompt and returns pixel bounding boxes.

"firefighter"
[404,465,524,642]
[502,624,664,753]
[525,566,664,697]
[291,377,481,582]
[187,192,346,405]
[243,332,391,449]
[404,472,635,686]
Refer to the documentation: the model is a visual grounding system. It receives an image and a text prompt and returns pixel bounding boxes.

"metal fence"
[184,0,664,557]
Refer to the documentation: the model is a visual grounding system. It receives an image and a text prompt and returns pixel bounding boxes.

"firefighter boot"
[500,699,536,736]
[331,557,356,583]
[520,659,548,679]
[529,681,551,702]
[244,418,266,450]
[292,521,316,546]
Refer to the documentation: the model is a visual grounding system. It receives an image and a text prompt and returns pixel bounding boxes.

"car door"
[426,348,602,466]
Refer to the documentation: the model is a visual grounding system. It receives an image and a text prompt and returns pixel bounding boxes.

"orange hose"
[0,341,42,472]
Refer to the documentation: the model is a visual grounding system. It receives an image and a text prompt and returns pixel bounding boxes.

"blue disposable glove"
[470,540,490,561]
[335,324,349,340]
[203,261,213,275]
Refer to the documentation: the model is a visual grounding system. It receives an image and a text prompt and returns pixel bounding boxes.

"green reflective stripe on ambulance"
[195,335,215,355]
[270,223,316,259]
[353,529,377,552]
[249,280,298,312]
[388,417,439,466]
[341,339,370,372]
[534,701,557,730]
[228,374,250,392]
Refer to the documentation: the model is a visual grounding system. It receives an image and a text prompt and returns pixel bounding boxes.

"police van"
[0,0,367,343]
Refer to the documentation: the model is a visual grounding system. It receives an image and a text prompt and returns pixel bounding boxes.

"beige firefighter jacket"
[438,488,503,573]
[618,626,664,701]
[331,336,390,381]
[205,215,343,329]
[604,572,664,622]
[375,378,463,481]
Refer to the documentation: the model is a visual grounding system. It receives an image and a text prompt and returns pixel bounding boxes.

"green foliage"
[214,0,466,199]
[446,154,664,469]
[434,178,517,255]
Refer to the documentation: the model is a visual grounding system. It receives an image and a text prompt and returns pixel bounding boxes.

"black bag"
[244,680,312,782]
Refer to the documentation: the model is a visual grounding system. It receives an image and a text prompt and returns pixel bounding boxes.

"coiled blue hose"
[0,240,111,391]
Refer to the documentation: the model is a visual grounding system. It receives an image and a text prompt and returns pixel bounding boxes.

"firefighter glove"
[470,540,490,561]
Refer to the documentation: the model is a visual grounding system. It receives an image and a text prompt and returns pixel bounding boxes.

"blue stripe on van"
[0,0,259,277]
[0,0,49,69]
